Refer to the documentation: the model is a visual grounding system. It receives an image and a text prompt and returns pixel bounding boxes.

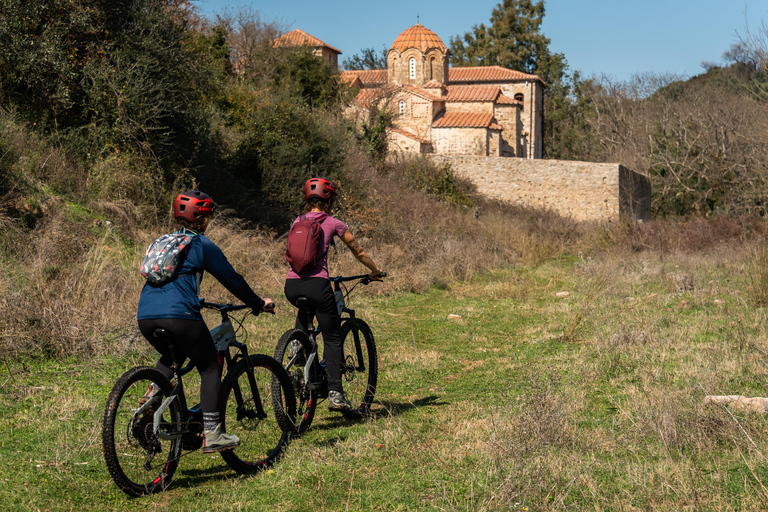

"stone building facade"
[273,27,651,222]
[340,24,544,159]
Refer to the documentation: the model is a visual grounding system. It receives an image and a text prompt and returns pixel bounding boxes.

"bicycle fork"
[344,309,366,373]
[229,341,268,422]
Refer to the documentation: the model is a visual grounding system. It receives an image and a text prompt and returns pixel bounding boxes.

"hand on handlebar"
[368,270,386,282]
[261,298,276,315]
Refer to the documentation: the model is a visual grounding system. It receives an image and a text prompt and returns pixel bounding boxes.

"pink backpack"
[285,214,328,274]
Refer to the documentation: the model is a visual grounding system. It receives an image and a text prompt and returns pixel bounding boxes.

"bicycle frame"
[295,273,385,391]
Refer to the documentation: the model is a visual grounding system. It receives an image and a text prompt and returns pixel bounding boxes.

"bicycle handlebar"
[200,301,250,313]
[330,271,387,284]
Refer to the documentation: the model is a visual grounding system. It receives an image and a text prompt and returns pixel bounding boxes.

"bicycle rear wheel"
[219,354,296,473]
[339,319,378,419]
[274,328,318,435]
[102,366,181,497]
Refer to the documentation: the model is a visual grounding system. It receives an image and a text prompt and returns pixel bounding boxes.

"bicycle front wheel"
[102,366,181,497]
[274,328,317,435]
[220,354,296,473]
[339,319,378,419]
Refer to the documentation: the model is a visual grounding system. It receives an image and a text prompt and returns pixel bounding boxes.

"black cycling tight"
[284,277,344,393]
[138,318,222,427]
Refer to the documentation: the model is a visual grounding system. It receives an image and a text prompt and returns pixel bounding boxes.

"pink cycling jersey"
[286,212,347,280]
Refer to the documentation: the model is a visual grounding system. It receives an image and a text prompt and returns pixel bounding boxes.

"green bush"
[394,156,475,207]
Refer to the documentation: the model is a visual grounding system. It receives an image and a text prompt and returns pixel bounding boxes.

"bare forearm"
[346,237,380,273]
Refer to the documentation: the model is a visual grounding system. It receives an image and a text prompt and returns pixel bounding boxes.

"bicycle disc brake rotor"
[236,402,261,429]
[343,355,358,382]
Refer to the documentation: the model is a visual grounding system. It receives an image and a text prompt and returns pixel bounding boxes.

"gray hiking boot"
[328,390,352,411]
[203,424,240,453]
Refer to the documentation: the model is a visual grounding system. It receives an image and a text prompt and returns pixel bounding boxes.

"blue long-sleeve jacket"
[137,230,264,321]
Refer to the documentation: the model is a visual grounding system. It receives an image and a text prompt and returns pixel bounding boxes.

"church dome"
[390,24,446,53]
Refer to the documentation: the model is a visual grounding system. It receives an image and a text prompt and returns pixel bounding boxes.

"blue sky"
[193,0,768,81]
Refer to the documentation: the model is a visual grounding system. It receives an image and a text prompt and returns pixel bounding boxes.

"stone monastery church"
[275,24,544,159]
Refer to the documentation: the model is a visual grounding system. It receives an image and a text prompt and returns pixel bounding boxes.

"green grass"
[4,246,768,510]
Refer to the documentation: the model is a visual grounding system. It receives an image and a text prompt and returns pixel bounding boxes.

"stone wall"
[431,128,490,156]
[423,154,651,222]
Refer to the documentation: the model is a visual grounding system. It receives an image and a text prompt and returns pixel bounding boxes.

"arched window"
[428,57,435,80]
[399,100,406,115]
[409,57,416,80]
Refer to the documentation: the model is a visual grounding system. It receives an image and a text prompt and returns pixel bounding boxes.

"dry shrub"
[626,388,768,461]
[615,215,766,254]
[482,372,583,509]
[1,204,141,358]
[746,242,768,307]
[334,151,592,292]
[201,217,286,298]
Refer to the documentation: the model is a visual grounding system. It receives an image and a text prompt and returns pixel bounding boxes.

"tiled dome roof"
[390,24,446,53]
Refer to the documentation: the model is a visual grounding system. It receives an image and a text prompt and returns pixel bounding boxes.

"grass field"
[3,242,768,511]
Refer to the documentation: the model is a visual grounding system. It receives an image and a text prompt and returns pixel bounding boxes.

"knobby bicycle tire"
[274,328,318,435]
[102,366,181,497]
[219,354,296,473]
[339,318,378,419]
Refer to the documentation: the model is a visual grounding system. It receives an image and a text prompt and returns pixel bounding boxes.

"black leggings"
[284,277,344,393]
[138,318,221,419]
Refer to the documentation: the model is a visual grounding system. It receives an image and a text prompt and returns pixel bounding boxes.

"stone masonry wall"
[423,154,651,222]
[431,128,489,156]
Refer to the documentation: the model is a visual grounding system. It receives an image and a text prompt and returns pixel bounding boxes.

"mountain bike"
[102,302,296,497]
[274,273,385,435]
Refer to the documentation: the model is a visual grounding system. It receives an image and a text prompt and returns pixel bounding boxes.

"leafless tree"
[584,72,768,216]
[216,7,285,83]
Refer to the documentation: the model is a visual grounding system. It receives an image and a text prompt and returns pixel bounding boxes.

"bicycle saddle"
[295,297,314,309]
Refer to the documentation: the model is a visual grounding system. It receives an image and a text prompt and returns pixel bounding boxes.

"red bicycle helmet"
[173,190,217,223]
[303,178,336,202]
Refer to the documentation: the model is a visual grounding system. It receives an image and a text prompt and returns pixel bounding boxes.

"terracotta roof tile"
[422,79,447,90]
[444,86,500,102]
[391,24,446,53]
[340,74,363,88]
[353,88,386,108]
[273,29,341,54]
[340,69,388,87]
[449,66,543,84]
[388,127,430,144]
[432,112,496,129]
[496,93,522,105]
[400,84,444,101]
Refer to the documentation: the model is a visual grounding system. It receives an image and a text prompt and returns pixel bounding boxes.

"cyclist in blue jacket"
[137,190,274,453]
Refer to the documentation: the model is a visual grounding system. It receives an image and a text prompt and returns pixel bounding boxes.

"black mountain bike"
[102,302,296,497]
[274,273,385,435]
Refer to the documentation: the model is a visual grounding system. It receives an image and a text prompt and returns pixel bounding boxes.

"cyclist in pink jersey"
[284,178,383,411]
